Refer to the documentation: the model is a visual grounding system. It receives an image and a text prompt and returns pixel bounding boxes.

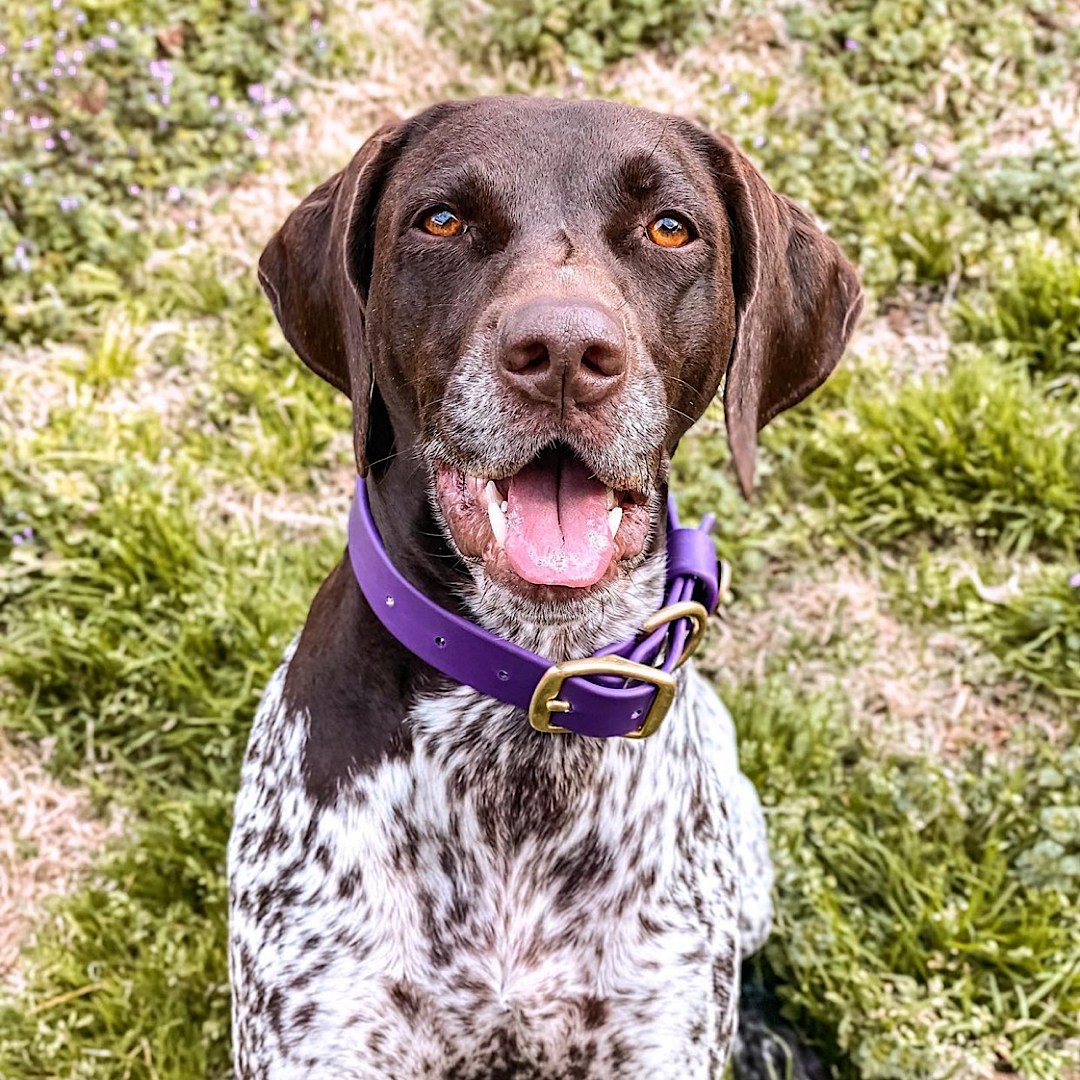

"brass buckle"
[528,655,678,740]
[640,600,710,669]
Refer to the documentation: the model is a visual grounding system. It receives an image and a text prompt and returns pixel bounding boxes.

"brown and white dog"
[227,96,861,1079]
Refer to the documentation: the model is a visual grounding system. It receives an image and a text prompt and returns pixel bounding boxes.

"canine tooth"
[606,488,616,509]
[484,480,500,505]
[608,506,622,538]
[488,499,508,547]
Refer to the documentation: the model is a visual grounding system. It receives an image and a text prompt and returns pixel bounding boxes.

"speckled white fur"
[228,558,773,1079]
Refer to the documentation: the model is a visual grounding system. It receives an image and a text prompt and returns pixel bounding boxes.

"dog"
[227,96,861,1079]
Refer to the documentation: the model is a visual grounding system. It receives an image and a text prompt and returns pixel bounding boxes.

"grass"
[901,553,1080,701]
[954,237,1080,382]
[0,462,338,791]
[768,353,1080,554]
[0,793,234,1079]
[1,0,1079,1077]
[430,0,711,72]
[0,0,327,343]
[733,676,1080,1080]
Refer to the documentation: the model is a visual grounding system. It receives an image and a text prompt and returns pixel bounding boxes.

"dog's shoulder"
[272,559,441,804]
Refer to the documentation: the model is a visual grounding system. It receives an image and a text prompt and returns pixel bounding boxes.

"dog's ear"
[258,120,404,475]
[697,130,863,496]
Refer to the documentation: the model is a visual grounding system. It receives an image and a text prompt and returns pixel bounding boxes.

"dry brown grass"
[0,734,123,992]
[597,5,822,138]
[0,344,84,438]
[702,557,1060,758]
[196,457,355,537]
[847,304,953,379]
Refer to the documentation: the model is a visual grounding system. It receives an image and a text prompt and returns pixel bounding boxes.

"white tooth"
[500,500,508,513]
[608,506,622,539]
[606,487,616,509]
[488,498,507,547]
[484,480,500,505]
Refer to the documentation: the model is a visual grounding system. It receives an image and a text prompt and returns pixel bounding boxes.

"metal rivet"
[385,595,394,607]
[435,636,446,648]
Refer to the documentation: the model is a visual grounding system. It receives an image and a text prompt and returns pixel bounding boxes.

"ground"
[0,1,1078,1077]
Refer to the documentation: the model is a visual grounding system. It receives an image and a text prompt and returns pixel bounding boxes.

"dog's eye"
[646,214,693,249]
[421,207,465,237]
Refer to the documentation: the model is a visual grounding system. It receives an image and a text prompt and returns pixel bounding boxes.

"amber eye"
[421,207,465,237]
[646,214,692,249]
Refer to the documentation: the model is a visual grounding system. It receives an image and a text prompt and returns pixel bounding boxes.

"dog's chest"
[229,661,746,1079]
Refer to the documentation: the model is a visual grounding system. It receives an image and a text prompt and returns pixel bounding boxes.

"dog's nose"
[498,297,627,407]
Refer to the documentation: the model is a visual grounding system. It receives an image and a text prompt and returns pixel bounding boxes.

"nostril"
[504,340,549,375]
[517,342,549,374]
[581,344,623,378]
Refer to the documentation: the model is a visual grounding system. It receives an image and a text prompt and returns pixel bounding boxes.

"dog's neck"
[284,455,670,807]
[464,557,667,663]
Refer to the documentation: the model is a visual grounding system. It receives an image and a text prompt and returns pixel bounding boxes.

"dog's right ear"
[258,120,404,476]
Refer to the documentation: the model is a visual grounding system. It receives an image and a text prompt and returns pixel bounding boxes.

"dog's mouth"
[433,443,652,593]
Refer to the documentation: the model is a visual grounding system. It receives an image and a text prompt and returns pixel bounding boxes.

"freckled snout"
[498,297,627,408]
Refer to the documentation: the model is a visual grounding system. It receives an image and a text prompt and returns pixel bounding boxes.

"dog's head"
[260,97,861,615]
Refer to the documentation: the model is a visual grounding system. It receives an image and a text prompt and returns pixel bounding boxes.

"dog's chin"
[430,443,656,614]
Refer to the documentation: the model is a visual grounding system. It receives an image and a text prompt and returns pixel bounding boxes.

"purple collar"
[347,477,724,739]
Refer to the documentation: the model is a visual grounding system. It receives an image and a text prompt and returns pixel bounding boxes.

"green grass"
[0,0,326,343]
[733,676,1080,1080]
[954,237,1080,382]
[0,250,342,1078]
[900,553,1080,700]
[431,0,713,72]
[0,793,234,1079]
[2,0,1080,1076]
[769,353,1080,554]
[0,460,338,792]
[957,141,1080,236]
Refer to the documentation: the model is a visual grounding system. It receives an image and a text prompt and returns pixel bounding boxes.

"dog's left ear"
[696,129,863,496]
[258,119,405,475]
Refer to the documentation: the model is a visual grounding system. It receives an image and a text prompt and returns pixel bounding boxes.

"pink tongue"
[505,453,613,588]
